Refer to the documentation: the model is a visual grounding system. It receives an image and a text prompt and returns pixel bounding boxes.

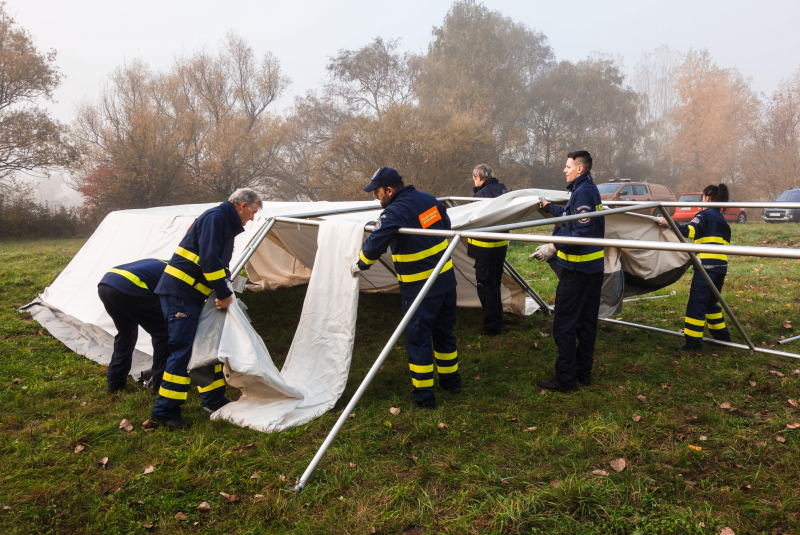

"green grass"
[1,225,799,534]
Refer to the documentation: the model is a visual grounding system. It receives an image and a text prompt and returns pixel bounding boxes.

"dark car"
[762,187,800,223]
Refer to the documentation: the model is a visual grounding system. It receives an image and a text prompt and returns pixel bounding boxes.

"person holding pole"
[468,164,509,336]
[352,167,460,409]
[530,151,604,392]
[656,184,732,351]
[150,188,262,429]
[97,258,169,394]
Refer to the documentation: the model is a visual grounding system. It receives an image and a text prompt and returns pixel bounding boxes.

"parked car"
[673,192,748,224]
[762,187,800,223]
[596,179,677,216]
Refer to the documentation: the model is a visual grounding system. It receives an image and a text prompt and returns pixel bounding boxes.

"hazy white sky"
[11,0,800,123]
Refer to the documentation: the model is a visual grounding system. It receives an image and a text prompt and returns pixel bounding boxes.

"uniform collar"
[473,177,498,194]
[386,185,416,207]
[567,173,592,192]
[220,201,245,234]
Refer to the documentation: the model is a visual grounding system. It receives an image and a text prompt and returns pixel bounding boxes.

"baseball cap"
[364,167,402,192]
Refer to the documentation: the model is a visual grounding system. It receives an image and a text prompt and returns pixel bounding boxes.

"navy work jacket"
[545,173,605,274]
[676,207,731,270]
[357,185,457,298]
[468,178,509,261]
[155,201,244,304]
[99,258,167,298]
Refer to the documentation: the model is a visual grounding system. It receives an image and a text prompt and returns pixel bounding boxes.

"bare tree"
[0,3,73,190]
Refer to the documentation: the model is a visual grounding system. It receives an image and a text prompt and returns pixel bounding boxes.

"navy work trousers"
[553,270,603,388]
[151,295,226,420]
[98,284,169,392]
[683,268,731,348]
[402,288,460,405]
[474,257,504,334]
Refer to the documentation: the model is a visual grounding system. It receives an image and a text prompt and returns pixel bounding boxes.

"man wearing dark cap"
[97,258,169,394]
[352,167,460,409]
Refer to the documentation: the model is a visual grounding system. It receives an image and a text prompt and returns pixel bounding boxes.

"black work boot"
[201,398,231,414]
[403,389,436,409]
[576,374,592,386]
[150,413,189,430]
[537,378,573,393]
[675,344,702,352]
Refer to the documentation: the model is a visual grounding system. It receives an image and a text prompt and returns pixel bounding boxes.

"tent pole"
[291,236,463,493]
[658,208,756,355]
[779,334,800,345]
[229,217,277,279]
[503,260,551,314]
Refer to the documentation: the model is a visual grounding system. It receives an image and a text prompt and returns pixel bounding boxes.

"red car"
[673,192,748,224]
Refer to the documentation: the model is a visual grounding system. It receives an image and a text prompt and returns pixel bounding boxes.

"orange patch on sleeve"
[419,206,442,228]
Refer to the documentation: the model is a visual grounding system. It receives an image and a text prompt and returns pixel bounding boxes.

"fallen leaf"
[784,324,793,329]
[197,502,211,512]
[770,370,786,377]
[740,484,751,491]
[2,505,11,510]
[618,386,626,391]
[636,395,649,403]
[789,399,798,407]
[700,436,707,441]
[749,381,757,387]
[193,522,199,526]
[80,401,87,407]
[474,376,482,380]
[250,472,258,480]
[523,426,537,431]
[98,457,109,468]
[402,524,425,535]
[609,458,626,472]
[507,417,518,422]
[688,445,702,451]
[539,389,546,395]
[370,528,377,534]
[591,469,610,476]
[279,475,287,482]
[142,524,153,530]
[142,419,153,429]
[549,480,560,487]
[685,480,697,487]
[438,422,448,429]
[254,494,264,498]
[645,485,658,491]
[144,428,155,434]
[776,436,786,443]
[404,455,419,461]
[174,512,187,521]
[349,462,356,468]
[119,419,134,432]
[219,492,240,503]
[389,407,401,415]
[793,369,800,375]
[720,528,735,535]
[786,423,800,429]
[632,414,641,422]
[719,402,731,409]
[74,444,85,453]
[705,392,714,398]
[348,413,355,419]
[143,465,154,475]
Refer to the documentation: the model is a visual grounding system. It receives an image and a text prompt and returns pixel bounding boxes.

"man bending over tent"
[150,188,262,429]
[352,167,461,409]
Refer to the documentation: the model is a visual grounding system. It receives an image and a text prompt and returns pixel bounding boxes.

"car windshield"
[775,190,800,202]
[679,194,703,202]
[597,184,619,194]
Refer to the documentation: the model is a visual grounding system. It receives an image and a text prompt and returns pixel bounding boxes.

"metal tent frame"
[221,196,800,492]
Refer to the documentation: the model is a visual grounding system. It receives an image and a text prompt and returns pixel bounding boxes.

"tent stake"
[291,236,463,493]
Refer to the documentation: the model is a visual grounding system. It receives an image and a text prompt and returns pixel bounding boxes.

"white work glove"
[530,243,557,261]
[539,196,550,208]
[350,263,362,277]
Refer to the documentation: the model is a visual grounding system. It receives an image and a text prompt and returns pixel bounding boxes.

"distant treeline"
[2,1,800,230]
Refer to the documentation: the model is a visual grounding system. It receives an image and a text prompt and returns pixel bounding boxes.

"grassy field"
[1,224,799,534]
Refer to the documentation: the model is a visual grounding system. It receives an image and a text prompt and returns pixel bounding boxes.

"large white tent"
[26,189,690,432]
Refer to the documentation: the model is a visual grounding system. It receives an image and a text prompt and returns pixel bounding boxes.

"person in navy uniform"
[657,184,732,351]
[97,259,169,394]
[531,151,605,392]
[150,188,261,429]
[468,164,509,335]
[352,167,460,409]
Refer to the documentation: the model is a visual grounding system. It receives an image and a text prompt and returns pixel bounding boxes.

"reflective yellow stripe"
[684,328,704,338]
[175,246,200,265]
[204,268,227,281]
[708,322,727,330]
[434,350,457,361]
[163,372,190,385]
[409,363,434,374]
[467,238,509,248]
[696,236,729,245]
[108,268,148,290]
[556,250,604,263]
[215,364,222,373]
[396,260,453,283]
[698,253,728,261]
[687,226,696,239]
[359,250,377,266]
[706,312,723,320]
[596,204,604,211]
[685,317,705,326]
[437,364,458,374]
[392,239,448,262]
[158,386,188,400]
[197,379,225,393]
[164,265,213,296]
[412,378,434,388]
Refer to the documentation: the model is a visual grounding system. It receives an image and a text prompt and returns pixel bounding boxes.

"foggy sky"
[11,0,800,124]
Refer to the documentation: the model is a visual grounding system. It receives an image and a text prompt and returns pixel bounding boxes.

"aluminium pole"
[658,207,756,355]
[229,217,277,281]
[291,236,463,493]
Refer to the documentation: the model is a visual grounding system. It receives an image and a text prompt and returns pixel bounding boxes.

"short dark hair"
[567,150,592,173]
[380,181,405,192]
[703,183,729,203]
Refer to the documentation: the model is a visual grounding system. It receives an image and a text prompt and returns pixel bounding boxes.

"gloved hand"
[655,217,669,228]
[350,263,362,277]
[530,243,557,261]
[539,196,550,209]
